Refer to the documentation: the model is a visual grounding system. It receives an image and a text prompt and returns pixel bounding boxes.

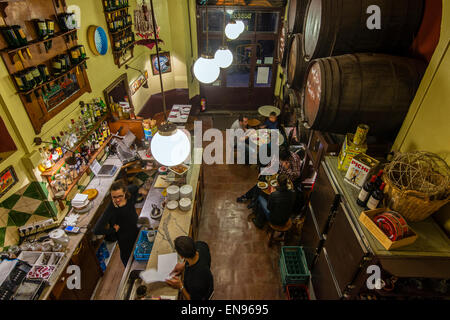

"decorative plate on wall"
[87,25,108,56]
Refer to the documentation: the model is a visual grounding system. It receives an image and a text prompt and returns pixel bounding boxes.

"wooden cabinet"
[50,236,102,300]
[303,156,450,300]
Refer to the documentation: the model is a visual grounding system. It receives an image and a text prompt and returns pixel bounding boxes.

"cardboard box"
[344,153,379,189]
[359,208,418,250]
[337,133,368,171]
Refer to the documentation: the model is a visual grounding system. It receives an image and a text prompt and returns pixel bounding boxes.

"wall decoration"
[0,166,18,198]
[151,52,171,75]
[87,25,108,56]
[67,5,81,29]
[130,70,149,95]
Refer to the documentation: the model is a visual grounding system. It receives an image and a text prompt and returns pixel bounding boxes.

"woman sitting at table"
[236,146,302,206]
[252,174,296,229]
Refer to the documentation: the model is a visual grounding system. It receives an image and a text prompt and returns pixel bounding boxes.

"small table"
[258,105,280,117]
[247,129,285,146]
[248,118,261,127]
[168,104,192,127]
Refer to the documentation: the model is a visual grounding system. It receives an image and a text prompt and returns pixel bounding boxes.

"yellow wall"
[392,1,450,162]
[0,0,197,201]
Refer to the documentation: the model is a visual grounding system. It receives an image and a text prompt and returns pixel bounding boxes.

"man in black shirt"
[93,180,145,267]
[166,236,214,300]
[253,173,296,229]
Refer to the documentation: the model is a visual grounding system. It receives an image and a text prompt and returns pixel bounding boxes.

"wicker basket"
[383,174,450,222]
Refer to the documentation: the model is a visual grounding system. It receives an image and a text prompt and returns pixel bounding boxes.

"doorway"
[197,6,282,111]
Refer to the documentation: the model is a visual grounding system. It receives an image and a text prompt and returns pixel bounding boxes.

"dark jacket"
[184,241,214,300]
[267,189,296,226]
[93,185,140,266]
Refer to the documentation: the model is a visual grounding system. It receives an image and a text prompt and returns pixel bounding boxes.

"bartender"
[93,180,148,267]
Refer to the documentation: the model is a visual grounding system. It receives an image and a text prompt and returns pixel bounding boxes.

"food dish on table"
[169,164,189,175]
[257,181,268,189]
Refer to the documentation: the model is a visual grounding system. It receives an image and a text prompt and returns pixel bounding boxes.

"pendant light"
[149,0,190,166]
[225,20,241,40]
[214,6,233,69]
[193,2,220,84]
[235,20,245,34]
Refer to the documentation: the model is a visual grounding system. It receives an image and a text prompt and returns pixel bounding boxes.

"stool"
[267,219,292,247]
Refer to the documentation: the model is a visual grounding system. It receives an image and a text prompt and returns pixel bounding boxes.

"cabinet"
[302,156,450,300]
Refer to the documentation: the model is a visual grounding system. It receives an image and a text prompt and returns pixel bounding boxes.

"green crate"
[279,246,310,286]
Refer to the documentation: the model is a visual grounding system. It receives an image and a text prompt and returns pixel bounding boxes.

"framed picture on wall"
[151,52,171,75]
[0,166,18,197]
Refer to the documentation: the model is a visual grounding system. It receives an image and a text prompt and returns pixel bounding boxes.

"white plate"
[257,182,268,189]
[167,200,178,210]
[180,115,188,119]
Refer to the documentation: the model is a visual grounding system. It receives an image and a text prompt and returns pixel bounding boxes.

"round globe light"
[235,20,245,34]
[214,47,233,68]
[193,55,220,84]
[150,128,191,167]
[225,22,240,40]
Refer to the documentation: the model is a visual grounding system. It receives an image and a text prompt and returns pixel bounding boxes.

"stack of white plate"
[167,200,178,210]
[167,185,180,201]
[179,198,191,211]
[71,193,90,213]
[180,185,193,200]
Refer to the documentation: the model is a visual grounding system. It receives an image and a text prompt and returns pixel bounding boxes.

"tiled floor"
[198,163,286,300]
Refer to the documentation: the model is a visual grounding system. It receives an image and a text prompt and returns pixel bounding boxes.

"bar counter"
[116,148,204,300]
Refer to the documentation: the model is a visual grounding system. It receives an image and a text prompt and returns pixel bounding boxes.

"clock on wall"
[87,25,108,56]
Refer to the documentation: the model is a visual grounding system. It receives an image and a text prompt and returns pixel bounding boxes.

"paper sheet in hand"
[140,252,178,284]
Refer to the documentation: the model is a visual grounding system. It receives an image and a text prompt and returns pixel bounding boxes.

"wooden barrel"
[287,0,309,34]
[278,21,289,68]
[303,0,425,61]
[302,53,426,136]
[287,33,308,90]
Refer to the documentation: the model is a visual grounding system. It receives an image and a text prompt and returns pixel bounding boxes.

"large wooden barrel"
[302,53,427,136]
[287,33,308,90]
[278,22,290,68]
[287,0,308,34]
[303,0,425,61]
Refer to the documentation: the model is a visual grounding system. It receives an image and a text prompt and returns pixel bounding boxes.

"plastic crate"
[279,246,310,286]
[133,230,157,261]
[286,284,310,300]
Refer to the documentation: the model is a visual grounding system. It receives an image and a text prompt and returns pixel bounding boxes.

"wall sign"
[0,166,18,198]
[130,70,149,95]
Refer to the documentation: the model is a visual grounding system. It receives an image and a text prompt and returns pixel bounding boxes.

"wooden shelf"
[41,113,110,177]
[109,25,132,36]
[61,135,113,200]
[3,29,77,55]
[104,6,130,14]
[112,42,135,56]
[18,58,89,95]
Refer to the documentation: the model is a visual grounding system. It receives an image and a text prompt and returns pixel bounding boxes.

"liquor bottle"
[88,103,96,125]
[367,182,386,210]
[356,175,376,207]
[374,169,384,188]
[56,136,64,157]
[99,98,107,115]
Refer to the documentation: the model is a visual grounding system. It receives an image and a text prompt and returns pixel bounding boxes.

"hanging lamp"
[225,20,240,40]
[149,0,190,166]
[193,2,220,84]
[214,6,233,69]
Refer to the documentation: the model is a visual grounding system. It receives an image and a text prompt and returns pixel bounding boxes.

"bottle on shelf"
[356,175,377,207]
[366,182,386,210]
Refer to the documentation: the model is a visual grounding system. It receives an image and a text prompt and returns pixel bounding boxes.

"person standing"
[166,236,214,300]
[94,180,146,267]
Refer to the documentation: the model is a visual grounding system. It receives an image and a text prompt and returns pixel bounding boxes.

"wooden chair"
[267,218,292,247]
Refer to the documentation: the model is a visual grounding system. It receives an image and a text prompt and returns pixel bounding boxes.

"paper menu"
[140,252,178,284]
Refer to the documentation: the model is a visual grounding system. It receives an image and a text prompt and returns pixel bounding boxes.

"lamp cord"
[206,2,209,55]
[149,0,167,122]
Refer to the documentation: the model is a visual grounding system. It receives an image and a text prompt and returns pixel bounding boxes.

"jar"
[12,25,27,46]
[30,67,42,85]
[13,72,26,91]
[24,68,36,90]
[52,56,62,75]
[1,26,21,48]
[46,19,54,37]
[36,19,48,40]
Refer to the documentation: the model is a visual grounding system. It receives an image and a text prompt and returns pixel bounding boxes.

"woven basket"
[383,174,450,222]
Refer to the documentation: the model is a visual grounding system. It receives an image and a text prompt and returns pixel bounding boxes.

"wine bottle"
[367,182,386,210]
[356,175,377,207]
[374,169,384,188]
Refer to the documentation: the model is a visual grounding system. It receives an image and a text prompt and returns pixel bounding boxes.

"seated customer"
[166,236,214,300]
[236,146,302,205]
[252,174,296,229]
[260,112,279,130]
[93,180,147,267]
